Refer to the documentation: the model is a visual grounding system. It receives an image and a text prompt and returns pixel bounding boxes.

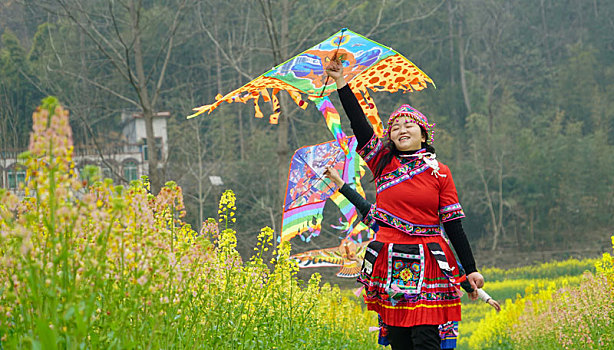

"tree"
[38,0,198,193]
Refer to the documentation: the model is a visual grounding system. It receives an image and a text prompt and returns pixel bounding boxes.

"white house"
[0,111,170,195]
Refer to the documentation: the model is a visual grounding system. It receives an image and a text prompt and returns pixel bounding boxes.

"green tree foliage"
[0,30,42,150]
[1,0,612,259]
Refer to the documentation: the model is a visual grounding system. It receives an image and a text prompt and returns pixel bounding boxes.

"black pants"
[387,325,440,350]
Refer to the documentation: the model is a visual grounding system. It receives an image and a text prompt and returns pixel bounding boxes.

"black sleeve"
[460,280,474,293]
[337,85,374,149]
[443,218,478,275]
[338,183,371,217]
[456,265,475,292]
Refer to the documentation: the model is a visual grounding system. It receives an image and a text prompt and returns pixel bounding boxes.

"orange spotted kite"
[189,28,434,141]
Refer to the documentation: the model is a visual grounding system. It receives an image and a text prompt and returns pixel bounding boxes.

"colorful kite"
[289,241,369,278]
[189,28,434,149]
[281,136,371,242]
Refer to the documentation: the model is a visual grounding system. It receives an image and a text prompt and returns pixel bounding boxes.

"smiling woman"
[369,104,438,181]
[325,59,483,350]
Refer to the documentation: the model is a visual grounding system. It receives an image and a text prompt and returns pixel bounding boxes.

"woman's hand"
[325,59,347,88]
[467,271,485,291]
[487,298,501,312]
[324,166,345,187]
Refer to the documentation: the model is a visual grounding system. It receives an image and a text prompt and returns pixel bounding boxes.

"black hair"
[371,128,435,181]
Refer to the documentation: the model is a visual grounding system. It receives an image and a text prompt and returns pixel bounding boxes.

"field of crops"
[1,100,612,349]
[456,256,612,349]
[0,100,378,349]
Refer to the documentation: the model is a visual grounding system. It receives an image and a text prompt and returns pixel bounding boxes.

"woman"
[324,167,500,349]
[325,60,484,350]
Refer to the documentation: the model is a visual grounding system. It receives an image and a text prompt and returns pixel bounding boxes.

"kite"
[289,240,369,278]
[189,28,434,152]
[281,136,371,242]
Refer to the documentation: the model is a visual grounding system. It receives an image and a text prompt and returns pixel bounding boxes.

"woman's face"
[389,116,425,151]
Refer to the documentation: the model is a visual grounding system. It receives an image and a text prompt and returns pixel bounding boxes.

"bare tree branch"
[46,66,140,107]
[151,0,189,107]
[368,0,446,37]
[196,8,255,81]
[54,0,133,82]
[76,112,129,183]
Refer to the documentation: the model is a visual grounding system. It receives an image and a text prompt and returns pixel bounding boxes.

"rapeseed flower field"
[1,99,612,349]
[459,246,613,349]
[0,99,376,349]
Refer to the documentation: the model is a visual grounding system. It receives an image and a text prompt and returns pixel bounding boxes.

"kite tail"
[329,191,369,241]
[311,96,350,156]
[280,204,325,242]
[351,85,385,137]
[270,88,281,124]
[330,141,370,241]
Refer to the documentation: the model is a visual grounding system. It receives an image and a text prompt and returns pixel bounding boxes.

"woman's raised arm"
[325,59,374,149]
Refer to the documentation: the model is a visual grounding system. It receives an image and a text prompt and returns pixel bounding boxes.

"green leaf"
[35,318,58,350]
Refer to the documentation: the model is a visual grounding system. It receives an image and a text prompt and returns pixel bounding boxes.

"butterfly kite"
[190,28,434,244]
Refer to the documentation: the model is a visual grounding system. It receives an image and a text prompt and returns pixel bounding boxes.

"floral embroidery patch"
[387,243,424,296]
[439,203,465,222]
[357,135,383,162]
[376,159,430,193]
